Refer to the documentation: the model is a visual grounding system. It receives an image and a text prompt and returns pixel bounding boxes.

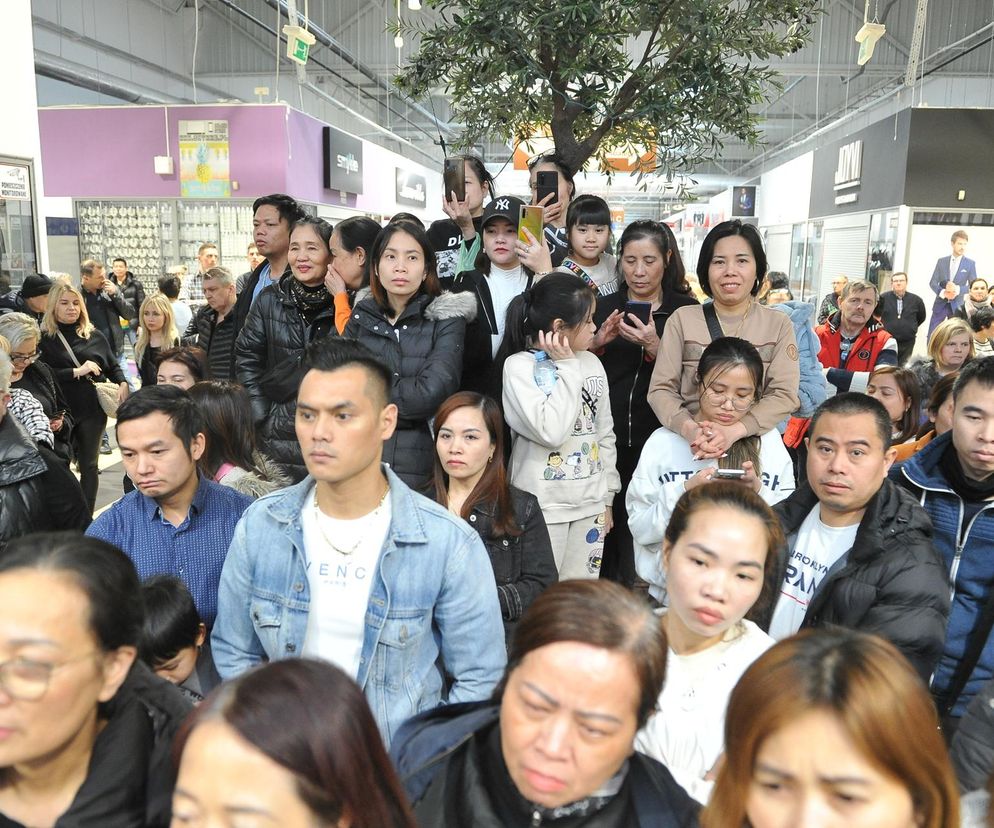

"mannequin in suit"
[928,230,978,337]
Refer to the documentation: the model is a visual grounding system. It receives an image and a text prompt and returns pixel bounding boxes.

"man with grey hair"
[816,279,897,395]
[0,350,89,545]
[183,266,239,380]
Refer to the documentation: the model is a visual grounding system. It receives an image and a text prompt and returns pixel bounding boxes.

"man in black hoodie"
[764,392,949,681]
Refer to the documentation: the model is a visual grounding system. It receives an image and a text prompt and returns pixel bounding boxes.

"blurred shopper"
[0,272,54,322]
[817,273,848,325]
[110,256,146,348]
[155,345,208,390]
[184,265,239,380]
[877,271,927,365]
[134,294,180,387]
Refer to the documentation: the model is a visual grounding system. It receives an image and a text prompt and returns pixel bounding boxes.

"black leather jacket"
[0,413,48,546]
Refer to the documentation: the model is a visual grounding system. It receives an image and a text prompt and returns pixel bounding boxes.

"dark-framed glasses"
[9,351,39,365]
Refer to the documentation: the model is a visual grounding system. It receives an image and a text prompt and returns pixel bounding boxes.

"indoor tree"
[396,0,820,176]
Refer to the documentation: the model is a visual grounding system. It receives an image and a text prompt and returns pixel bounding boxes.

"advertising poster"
[179,120,230,198]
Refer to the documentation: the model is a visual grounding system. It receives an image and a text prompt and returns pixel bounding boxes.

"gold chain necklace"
[311,485,390,556]
[718,300,753,338]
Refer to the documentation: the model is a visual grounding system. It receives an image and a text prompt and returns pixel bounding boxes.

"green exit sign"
[282,24,316,66]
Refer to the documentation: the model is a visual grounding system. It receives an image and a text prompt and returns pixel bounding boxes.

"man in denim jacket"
[212,338,506,744]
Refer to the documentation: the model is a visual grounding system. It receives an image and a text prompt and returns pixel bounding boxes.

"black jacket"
[0,662,192,828]
[951,673,994,792]
[235,276,338,481]
[82,286,134,355]
[344,289,475,488]
[594,287,698,450]
[184,303,238,380]
[391,701,699,828]
[233,260,291,333]
[114,271,146,328]
[875,290,927,344]
[12,358,74,461]
[768,478,950,681]
[0,290,43,322]
[463,487,557,645]
[0,414,47,547]
[444,267,533,398]
[40,323,126,421]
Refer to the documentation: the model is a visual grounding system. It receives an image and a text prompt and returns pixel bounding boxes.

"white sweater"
[503,350,620,524]
[627,426,795,602]
[635,619,774,804]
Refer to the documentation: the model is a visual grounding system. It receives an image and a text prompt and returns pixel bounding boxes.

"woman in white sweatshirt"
[499,272,620,580]
[634,482,782,804]
[628,336,794,603]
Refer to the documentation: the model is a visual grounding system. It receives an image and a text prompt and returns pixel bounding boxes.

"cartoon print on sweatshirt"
[544,451,567,480]
[585,512,606,574]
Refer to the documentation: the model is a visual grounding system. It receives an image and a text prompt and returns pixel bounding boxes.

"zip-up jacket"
[766,477,949,682]
[594,288,698,449]
[893,432,994,716]
[816,311,897,394]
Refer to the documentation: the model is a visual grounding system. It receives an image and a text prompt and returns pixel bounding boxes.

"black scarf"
[287,277,334,325]
[939,441,994,502]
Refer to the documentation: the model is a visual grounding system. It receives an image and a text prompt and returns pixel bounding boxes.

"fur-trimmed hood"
[353,287,477,323]
[221,452,292,500]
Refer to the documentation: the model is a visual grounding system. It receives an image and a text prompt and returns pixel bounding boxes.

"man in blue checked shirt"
[86,386,252,626]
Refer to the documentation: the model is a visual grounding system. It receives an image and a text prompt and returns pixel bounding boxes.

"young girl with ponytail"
[498,272,619,580]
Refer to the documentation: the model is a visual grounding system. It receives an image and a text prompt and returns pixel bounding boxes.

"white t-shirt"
[636,618,773,804]
[768,507,858,640]
[170,299,192,334]
[300,486,392,677]
[487,264,528,356]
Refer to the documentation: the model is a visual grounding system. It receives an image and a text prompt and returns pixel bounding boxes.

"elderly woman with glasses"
[0,532,190,827]
[627,337,795,604]
[0,312,73,462]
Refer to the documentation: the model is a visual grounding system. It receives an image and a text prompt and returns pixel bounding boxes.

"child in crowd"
[556,194,618,296]
[139,574,220,703]
[635,483,780,804]
[499,272,619,579]
[628,337,794,603]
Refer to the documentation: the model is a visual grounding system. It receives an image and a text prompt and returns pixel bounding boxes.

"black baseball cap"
[480,196,527,231]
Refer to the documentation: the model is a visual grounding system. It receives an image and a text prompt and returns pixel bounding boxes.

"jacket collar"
[825,311,885,337]
[900,430,956,492]
[0,415,47,484]
[139,473,212,522]
[263,464,429,544]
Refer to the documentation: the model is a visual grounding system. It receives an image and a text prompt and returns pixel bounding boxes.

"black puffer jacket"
[951,673,994,792]
[115,270,146,329]
[767,478,950,681]
[235,276,337,482]
[344,289,475,488]
[0,413,47,547]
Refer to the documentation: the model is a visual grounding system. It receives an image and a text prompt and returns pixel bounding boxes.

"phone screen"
[624,301,652,325]
[443,158,466,202]
[536,171,558,205]
[519,205,545,246]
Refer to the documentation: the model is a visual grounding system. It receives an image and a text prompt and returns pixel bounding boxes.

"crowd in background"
[0,155,993,827]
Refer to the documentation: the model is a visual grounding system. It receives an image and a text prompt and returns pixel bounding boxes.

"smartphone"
[519,205,545,246]
[713,469,746,479]
[624,300,652,325]
[535,170,558,205]
[443,158,465,202]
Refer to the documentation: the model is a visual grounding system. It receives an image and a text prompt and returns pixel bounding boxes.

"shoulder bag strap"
[701,302,725,342]
[55,331,83,369]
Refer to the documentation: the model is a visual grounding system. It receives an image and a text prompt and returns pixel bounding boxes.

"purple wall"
[39,104,290,198]
[285,109,357,208]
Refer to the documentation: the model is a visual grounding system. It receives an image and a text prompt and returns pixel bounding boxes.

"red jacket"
[816,313,897,393]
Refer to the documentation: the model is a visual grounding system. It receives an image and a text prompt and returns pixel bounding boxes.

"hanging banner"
[179,120,231,198]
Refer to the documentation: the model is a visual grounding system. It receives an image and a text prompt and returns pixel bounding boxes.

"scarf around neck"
[939,440,994,502]
[287,277,334,324]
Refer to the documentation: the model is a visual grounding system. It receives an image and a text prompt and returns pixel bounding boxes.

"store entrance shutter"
[820,225,869,296]
[765,230,792,275]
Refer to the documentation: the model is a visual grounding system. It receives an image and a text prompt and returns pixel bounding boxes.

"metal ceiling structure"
[31,0,994,195]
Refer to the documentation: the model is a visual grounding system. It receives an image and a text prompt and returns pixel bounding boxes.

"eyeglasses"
[702,388,755,411]
[10,351,39,365]
[0,652,98,701]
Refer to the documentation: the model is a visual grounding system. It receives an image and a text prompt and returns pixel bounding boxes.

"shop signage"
[0,163,30,201]
[323,126,364,194]
[833,140,862,205]
[395,168,427,208]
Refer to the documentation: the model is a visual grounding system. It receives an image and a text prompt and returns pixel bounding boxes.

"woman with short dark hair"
[173,659,416,828]
[0,532,189,827]
[391,580,699,827]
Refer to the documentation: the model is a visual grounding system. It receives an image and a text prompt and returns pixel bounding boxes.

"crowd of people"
[0,155,993,826]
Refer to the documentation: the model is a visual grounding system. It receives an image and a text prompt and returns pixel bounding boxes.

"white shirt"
[171,299,192,334]
[950,255,962,281]
[768,507,858,639]
[487,264,528,356]
[636,619,773,804]
[300,486,392,677]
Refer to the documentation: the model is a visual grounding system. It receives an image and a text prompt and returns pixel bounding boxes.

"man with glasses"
[0,350,90,545]
[816,279,897,395]
[764,393,948,682]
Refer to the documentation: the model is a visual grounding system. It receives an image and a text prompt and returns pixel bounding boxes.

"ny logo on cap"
[495,198,510,211]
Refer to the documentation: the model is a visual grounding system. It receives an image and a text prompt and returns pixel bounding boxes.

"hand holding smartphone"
[535,170,559,205]
[624,301,652,326]
[519,205,545,246]
[713,468,746,479]
[443,158,466,202]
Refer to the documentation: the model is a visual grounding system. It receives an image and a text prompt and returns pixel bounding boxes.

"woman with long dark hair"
[237,215,339,481]
[172,659,416,828]
[188,380,290,499]
[867,366,921,444]
[428,153,497,281]
[433,391,557,644]
[592,220,698,585]
[344,222,475,488]
[324,215,383,333]
[702,629,960,828]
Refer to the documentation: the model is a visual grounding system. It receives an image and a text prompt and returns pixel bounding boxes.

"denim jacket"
[212,465,507,744]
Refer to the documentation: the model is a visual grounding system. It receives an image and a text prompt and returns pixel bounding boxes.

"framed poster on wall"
[0,157,39,292]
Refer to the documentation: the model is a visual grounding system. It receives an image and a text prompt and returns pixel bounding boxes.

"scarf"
[939,440,994,502]
[287,277,334,325]
[963,295,992,320]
